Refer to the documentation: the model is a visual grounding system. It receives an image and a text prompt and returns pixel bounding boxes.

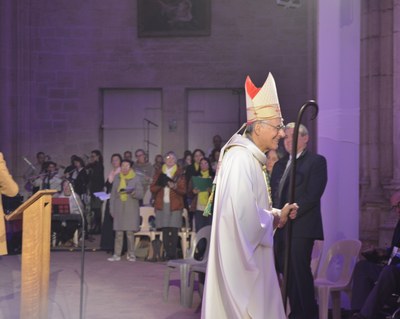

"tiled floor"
[0,237,201,319]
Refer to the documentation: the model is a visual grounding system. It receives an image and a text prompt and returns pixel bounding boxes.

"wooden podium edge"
[4,189,57,319]
[5,189,57,221]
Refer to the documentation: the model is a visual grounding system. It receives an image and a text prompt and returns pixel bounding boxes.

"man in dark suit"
[271,122,328,319]
[351,265,400,319]
[351,191,400,319]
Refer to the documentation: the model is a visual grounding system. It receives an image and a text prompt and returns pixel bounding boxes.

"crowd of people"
[21,142,226,257]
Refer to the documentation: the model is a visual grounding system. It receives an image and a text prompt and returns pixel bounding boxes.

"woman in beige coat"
[0,152,19,255]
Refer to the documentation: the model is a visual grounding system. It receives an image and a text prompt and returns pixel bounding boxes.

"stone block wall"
[1,0,315,179]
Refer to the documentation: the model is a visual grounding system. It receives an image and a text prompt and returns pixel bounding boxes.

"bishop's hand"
[278,203,298,228]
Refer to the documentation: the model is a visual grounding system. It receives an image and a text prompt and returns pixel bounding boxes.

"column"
[317,0,361,252]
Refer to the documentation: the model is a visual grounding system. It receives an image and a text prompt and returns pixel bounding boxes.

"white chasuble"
[202,134,285,319]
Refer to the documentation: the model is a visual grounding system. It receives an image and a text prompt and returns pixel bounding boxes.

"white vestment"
[202,134,285,319]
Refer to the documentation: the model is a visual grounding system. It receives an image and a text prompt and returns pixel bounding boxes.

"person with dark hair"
[64,155,79,177]
[209,148,220,172]
[351,191,400,319]
[33,161,63,193]
[179,150,192,211]
[185,148,205,228]
[352,265,400,319]
[179,150,192,174]
[153,154,164,173]
[108,159,144,262]
[150,151,186,260]
[0,152,19,255]
[53,180,84,246]
[185,148,205,183]
[184,152,192,166]
[69,156,88,197]
[100,153,122,252]
[23,151,46,194]
[87,150,105,234]
[133,148,154,205]
[207,134,222,157]
[123,150,133,161]
[188,157,214,232]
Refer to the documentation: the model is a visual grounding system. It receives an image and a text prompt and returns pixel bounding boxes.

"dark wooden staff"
[281,100,319,312]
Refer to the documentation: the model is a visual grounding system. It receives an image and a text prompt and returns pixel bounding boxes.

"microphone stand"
[68,182,86,319]
[22,156,36,170]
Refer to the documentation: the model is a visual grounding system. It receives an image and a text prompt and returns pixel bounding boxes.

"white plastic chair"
[311,240,324,278]
[133,206,162,249]
[314,239,362,319]
[142,188,152,206]
[188,262,207,302]
[163,225,211,308]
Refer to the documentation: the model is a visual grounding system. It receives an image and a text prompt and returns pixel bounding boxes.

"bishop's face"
[254,118,285,152]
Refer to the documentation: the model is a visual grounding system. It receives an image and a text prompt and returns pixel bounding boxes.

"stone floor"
[0,234,362,319]
[0,236,201,319]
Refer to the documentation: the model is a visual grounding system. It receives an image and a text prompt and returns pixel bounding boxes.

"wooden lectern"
[5,189,57,319]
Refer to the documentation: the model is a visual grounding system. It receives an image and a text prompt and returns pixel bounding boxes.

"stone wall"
[0,0,315,186]
[359,0,400,248]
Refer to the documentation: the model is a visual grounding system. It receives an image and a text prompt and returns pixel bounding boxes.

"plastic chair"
[314,239,362,319]
[133,206,162,249]
[178,208,193,258]
[163,225,211,308]
[142,188,152,206]
[311,240,324,278]
[188,262,207,299]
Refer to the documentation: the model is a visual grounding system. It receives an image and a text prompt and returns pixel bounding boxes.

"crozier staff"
[202,73,298,319]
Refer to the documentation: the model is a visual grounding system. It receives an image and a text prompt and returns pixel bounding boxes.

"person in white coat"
[202,73,298,319]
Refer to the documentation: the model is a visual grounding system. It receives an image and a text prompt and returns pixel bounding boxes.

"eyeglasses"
[261,121,285,132]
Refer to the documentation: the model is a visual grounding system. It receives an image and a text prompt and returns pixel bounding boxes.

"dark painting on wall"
[138,0,211,37]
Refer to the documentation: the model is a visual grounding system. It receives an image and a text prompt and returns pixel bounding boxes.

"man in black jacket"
[87,150,105,234]
[271,122,328,319]
[351,191,400,319]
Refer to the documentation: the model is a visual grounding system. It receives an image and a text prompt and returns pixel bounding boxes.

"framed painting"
[138,0,211,37]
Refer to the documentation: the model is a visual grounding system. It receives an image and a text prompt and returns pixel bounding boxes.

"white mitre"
[245,72,282,124]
